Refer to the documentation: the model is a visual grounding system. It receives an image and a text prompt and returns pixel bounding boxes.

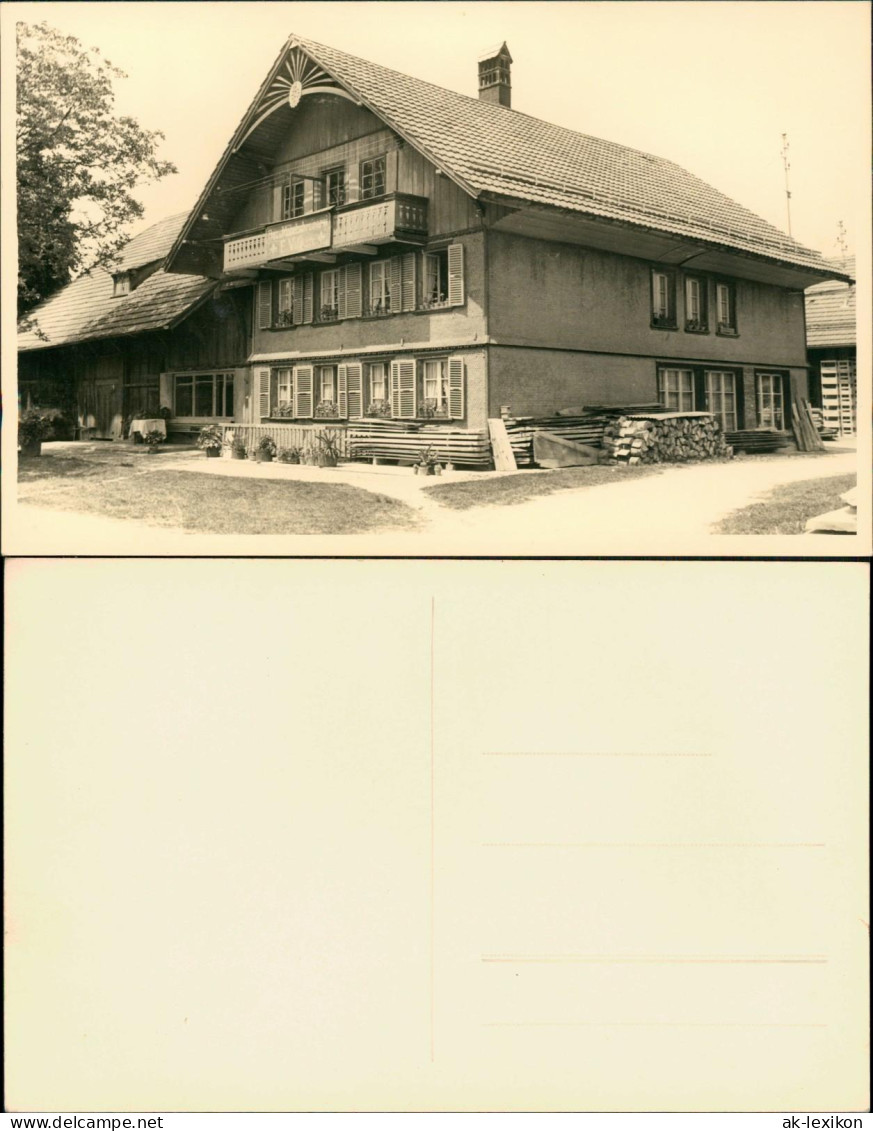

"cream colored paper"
[4,560,869,1111]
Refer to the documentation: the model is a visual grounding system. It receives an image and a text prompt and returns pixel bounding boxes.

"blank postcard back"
[4,559,869,1112]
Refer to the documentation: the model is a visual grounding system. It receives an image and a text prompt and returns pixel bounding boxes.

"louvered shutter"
[401,253,417,312]
[345,362,363,418]
[293,365,314,419]
[390,359,416,420]
[337,268,348,321]
[292,277,304,325]
[256,367,272,419]
[345,262,362,318]
[273,183,283,223]
[257,280,273,329]
[447,243,465,306]
[302,273,314,324]
[389,257,402,313]
[448,356,465,420]
[337,364,349,418]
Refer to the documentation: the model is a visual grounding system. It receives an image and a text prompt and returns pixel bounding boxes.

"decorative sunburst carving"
[235,46,356,149]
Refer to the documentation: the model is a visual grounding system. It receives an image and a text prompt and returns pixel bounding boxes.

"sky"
[4,0,871,259]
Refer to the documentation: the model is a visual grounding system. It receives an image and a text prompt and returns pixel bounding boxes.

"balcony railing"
[223,194,427,273]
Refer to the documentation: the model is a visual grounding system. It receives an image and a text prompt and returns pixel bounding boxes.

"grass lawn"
[423,463,662,510]
[714,473,856,535]
[18,457,421,535]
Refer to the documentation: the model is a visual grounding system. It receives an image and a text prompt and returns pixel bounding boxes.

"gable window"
[112,273,131,297]
[704,370,738,431]
[756,372,785,430]
[684,276,708,332]
[282,180,305,220]
[651,269,676,328]
[360,156,386,200]
[173,372,234,419]
[715,281,737,334]
[324,167,346,207]
[320,270,340,321]
[658,367,695,411]
[369,261,391,314]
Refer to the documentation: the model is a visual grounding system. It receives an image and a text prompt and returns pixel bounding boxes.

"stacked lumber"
[808,406,839,442]
[347,418,492,467]
[724,430,790,454]
[499,404,666,466]
[791,398,826,452]
[602,412,732,464]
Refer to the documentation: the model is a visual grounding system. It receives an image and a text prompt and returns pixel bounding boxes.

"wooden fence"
[220,422,350,457]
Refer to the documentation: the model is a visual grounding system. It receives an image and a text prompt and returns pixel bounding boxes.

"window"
[369,261,391,314]
[174,373,234,418]
[320,270,339,321]
[651,270,676,327]
[424,250,449,307]
[360,156,386,200]
[704,370,738,431]
[277,279,293,326]
[420,358,449,418]
[277,367,293,409]
[684,276,708,331]
[368,362,388,402]
[658,368,695,411]
[324,167,346,207]
[282,180,305,220]
[756,372,785,430]
[112,273,131,297]
[315,365,339,416]
[715,281,737,333]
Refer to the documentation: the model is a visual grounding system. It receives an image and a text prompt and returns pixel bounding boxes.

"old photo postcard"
[2,1,870,557]
[4,559,869,1111]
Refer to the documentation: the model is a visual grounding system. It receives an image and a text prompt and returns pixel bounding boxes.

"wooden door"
[94,380,123,439]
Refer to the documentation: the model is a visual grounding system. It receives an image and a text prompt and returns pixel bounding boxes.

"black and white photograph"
[3,1,869,555]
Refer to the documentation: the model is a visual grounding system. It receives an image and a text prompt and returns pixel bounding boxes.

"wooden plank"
[532,430,600,468]
[488,418,518,471]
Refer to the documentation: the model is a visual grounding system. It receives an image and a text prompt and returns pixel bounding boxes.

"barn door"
[94,380,123,439]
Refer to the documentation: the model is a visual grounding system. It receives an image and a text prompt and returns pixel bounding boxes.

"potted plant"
[277,445,301,464]
[143,428,165,454]
[231,438,248,460]
[197,424,223,458]
[18,408,57,456]
[314,433,340,468]
[314,400,340,420]
[255,435,277,463]
[414,445,440,475]
[367,399,391,418]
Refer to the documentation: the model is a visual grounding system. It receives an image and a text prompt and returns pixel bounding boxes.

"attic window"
[112,273,131,297]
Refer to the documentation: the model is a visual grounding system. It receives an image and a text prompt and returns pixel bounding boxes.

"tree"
[16,21,177,316]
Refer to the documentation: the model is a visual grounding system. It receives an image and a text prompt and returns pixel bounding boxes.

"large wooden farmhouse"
[18,34,852,454]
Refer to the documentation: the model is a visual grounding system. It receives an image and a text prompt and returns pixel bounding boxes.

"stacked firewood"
[602,412,733,465]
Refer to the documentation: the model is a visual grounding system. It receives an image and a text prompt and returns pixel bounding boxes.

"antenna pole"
[836,220,848,265]
[780,133,792,237]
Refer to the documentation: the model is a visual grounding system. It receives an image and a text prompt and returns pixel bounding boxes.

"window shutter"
[401,253,416,311]
[337,364,349,418]
[256,367,272,419]
[293,365,314,418]
[389,257,402,313]
[447,355,465,420]
[273,183,283,222]
[303,273,314,324]
[345,262,362,318]
[447,243,465,306]
[345,362,363,418]
[337,267,349,321]
[257,281,273,330]
[390,358,416,419]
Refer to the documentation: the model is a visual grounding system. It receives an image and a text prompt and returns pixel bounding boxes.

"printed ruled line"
[483,752,712,758]
[429,595,435,1065]
[483,1021,828,1029]
[482,955,828,965]
[483,842,827,849]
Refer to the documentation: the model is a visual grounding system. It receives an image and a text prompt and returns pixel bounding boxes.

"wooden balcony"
[222,194,427,272]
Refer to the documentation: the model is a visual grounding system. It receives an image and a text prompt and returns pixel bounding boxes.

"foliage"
[135,405,172,420]
[366,399,391,418]
[277,446,301,463]
[256,435,277,457]
[16,21,177,316]
[18,407,57,445]
[142,428,165,447]
[231,438,248,457]
[714,473,857,535]
[314,400,340,419]
[197,424,223,451]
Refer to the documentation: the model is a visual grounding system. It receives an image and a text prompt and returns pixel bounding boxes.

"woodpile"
[725,430,791,454]
[791,398,826,452]
[347,418,492,467]
[499,404,664,467]
[602,412,732,465]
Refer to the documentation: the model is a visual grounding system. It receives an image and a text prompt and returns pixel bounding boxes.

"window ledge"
[684,324,710,335]
[716,327,739,338]
[650,320,677,331]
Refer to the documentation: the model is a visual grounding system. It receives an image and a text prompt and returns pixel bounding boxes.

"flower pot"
[232,451,246,460]
[205,448,220,458]
[20,439,42,457]
[256,453,274,463]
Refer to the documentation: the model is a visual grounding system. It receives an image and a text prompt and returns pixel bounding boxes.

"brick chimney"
[478,42,512,108]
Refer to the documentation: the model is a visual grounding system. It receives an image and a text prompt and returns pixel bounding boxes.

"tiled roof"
[18,213,214,352]
[805,258,856,347]
[289,35,841,277]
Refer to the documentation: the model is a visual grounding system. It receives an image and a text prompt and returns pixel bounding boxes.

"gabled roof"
[805,257,856,348]
[168,33,845,283]
[18,213,215,352]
